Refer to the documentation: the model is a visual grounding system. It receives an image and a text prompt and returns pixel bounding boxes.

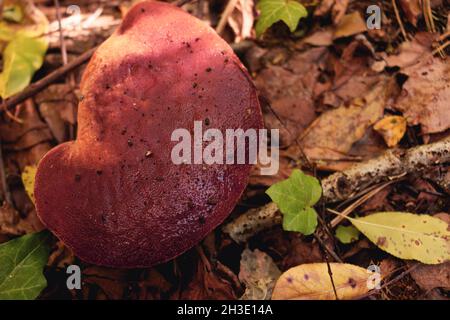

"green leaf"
[283,207,318,235]
[347,212,450,264]
[335,225,360,244]
[256,0,308,37]
[266,169,321,235]
[0,34,48,98]
[0,231,50,300]
[266,169,321,214]
[21,165,37,204]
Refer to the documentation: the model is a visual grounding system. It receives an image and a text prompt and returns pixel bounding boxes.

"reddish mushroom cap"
[34,1,263,267]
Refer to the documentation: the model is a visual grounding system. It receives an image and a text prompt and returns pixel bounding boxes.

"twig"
[0,140,12,205]
[329,179,399,228]
[1,46,96,113]
[216,0,239,35]
[321,136,450,202]
[391,0,408,41]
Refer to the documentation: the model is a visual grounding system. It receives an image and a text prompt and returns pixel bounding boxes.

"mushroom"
[34,1,263,267]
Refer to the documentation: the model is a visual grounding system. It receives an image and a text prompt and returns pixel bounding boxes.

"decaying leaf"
[239,248,281,300]
[347,212,450,264]
[394,57,450,134]
[272,263,372,300]
[0,231,50,300]
[298,79,391,164]
[0,202,35,236]
[373,115,407,148]
[409,262,450,291]
[333,12,367,39]
[21,165,37,204]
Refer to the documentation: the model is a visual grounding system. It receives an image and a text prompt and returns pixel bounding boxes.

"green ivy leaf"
[335,225,360,244]
[256,0,308,37]
[0,231,50,300]
[283,207,318,235]
[0,34,48,98]
[266,169,321,235]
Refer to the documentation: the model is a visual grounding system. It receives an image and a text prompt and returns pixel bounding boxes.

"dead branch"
[1,47,96,113]
[322,136,450,202]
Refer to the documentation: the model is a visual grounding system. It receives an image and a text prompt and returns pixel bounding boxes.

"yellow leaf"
[373,115,407,147]
[21,165,37,204]
[272,263,373,300]
[348,212,450,264]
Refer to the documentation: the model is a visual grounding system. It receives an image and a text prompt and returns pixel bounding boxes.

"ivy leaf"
[283,208,318,235]
[266,169,321,235]
[0,34,48,98]
[256,0,308,37]
[266,169,321,214]
[21,165,37,204]
[335,225,360,244]
[0,231,50,300]
[347,212,450,264]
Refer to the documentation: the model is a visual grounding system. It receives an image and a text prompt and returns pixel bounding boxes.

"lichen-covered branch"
[321,136,450,202]
[224,137,450,242]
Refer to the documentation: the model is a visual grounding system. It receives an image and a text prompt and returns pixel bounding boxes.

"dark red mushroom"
[34,1,263,267]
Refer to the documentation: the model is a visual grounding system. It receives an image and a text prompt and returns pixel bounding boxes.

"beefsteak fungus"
[34,1,263,267]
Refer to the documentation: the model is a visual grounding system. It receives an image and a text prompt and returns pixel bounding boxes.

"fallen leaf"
[0,202,36,236]
[239,248,281,300]
[272,263,372,300]
[394,57,450,134]
[409,262,450,291]
[303,29,333,46]
[373,115,407,147]
[385,32,433,68]
[0,231,50,299]
[21,165,37,204]
[333,12,367,39]
[335,225,360,244]
[399,0,422,26]
[297,80,391,163]
[347,212,450,264]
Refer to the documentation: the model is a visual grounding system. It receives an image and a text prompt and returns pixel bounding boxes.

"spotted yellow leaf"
[348,212,450,264]
[272,263,374,300]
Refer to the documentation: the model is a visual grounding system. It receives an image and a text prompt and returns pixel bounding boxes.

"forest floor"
[0,0,449,300]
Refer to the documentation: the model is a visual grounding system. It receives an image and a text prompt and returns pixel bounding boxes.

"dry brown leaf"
[239,248,281,300]
[373,115,407,147]
[399,0,422,26]
[297,80,391,164]
[385,33,434,68]
[394,57,450,134]
[255,48,327,146]
[333,12,367,39]
[303,29,333,46]
[0,202,41,236]
[410,262,450,291]
[272,263,372,300]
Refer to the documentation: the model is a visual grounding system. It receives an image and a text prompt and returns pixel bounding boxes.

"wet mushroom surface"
[34,1,263,268]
